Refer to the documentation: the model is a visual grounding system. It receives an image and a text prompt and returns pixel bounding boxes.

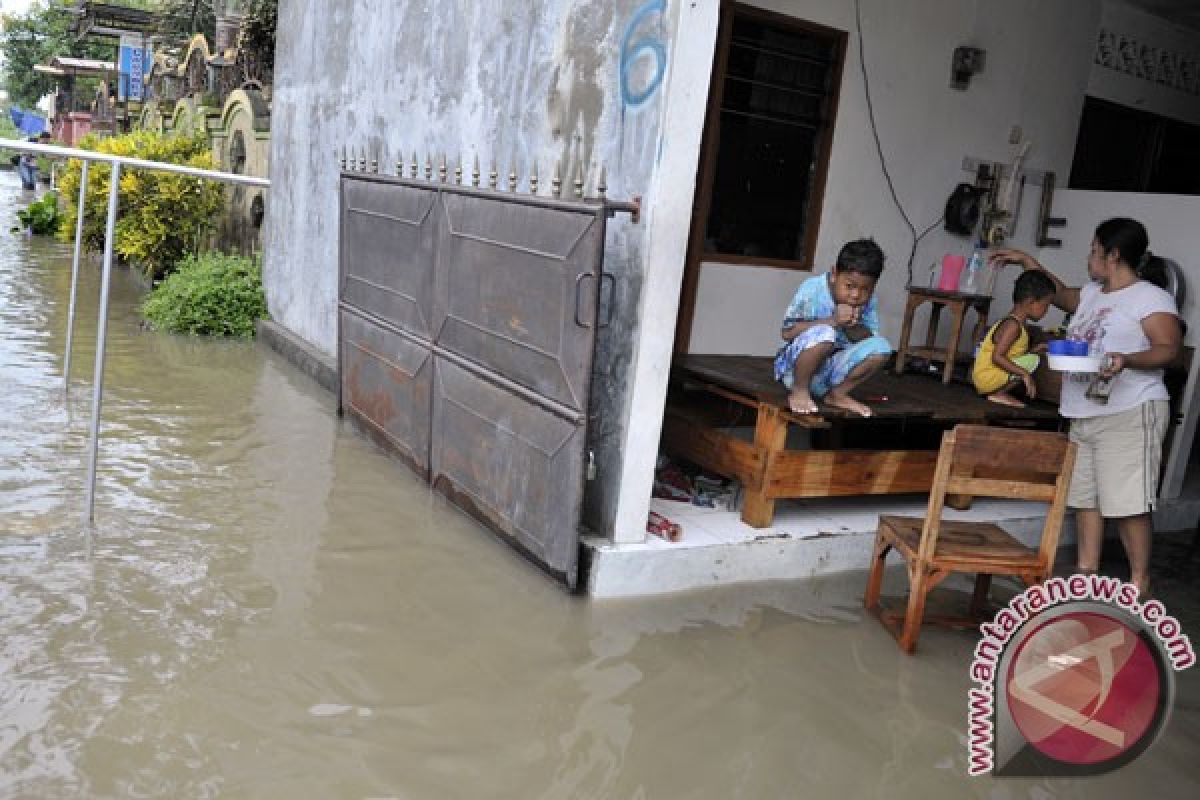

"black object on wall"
[1070,96,1200,194]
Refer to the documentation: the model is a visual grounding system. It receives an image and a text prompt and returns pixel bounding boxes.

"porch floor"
[582,473,1200,598]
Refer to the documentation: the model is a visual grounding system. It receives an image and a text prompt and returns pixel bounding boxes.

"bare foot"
[987,391,1025,408]
[788,388,819,414]
[825,390,872,417]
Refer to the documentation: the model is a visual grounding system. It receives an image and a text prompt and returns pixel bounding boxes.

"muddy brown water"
[0,177,1197,798]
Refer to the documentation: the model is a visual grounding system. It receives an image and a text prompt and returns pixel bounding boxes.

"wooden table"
[894,287,993,384]
[663,355,1062,528]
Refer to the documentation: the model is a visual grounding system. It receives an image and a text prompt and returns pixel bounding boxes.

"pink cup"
[938,254,966,291]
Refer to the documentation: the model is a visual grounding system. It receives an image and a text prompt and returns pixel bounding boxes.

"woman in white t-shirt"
[992,218,1181,598]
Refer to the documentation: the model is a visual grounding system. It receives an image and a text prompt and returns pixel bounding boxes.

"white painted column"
[609,1,721,544]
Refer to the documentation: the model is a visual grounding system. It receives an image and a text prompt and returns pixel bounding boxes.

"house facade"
[263,0,1200,589]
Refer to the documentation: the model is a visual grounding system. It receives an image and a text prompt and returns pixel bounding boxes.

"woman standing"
[992,218,1181,597]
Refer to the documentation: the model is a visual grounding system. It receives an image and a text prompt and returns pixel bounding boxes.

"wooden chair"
[864,424,1077,653]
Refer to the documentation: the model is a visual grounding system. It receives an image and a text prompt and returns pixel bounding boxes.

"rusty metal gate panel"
[341,178,438,340]
[433,191,606,410]
[338,173,607,588]
[431,356,587,579]
[338,308,433,477]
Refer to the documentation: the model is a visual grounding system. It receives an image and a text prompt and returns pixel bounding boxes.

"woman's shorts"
[1067,399,1168,517]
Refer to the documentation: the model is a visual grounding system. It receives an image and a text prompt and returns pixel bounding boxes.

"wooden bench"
[662,355,1062,528]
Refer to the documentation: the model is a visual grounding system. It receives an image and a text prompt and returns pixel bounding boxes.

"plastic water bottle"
[961,248,986,294]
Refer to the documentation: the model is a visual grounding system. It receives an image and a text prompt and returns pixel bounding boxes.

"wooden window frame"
[674,2,847,354]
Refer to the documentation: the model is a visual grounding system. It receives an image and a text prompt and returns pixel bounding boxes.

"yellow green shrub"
[57,131,225,279]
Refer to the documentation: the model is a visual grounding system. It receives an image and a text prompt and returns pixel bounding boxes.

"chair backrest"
[919,424,1077,566]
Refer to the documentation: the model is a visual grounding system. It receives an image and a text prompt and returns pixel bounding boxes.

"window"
[1070,96,1200,194]
[702,6,846,265]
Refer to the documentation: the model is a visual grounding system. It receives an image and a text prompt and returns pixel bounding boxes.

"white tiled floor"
[645,493,1050,550]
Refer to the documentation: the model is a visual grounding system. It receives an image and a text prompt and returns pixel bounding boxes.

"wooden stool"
[894,287,992,384]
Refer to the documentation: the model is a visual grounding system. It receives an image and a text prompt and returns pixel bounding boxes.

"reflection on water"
[0,175,1196,799]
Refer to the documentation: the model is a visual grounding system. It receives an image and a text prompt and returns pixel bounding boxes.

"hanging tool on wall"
[1036,171,1067,248]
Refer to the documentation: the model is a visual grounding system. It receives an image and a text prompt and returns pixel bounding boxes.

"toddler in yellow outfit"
[972,270,1057,407]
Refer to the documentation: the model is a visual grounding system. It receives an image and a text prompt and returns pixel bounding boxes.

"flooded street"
[0,174,1197,799]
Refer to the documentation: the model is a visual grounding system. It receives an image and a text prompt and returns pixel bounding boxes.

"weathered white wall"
[1090,0,1200,125]
[1035,189,1200,334]
[687,0,1103,356]
[267,0,674,355]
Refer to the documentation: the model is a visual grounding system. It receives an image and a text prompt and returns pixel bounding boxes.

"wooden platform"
[663,355,1062,528]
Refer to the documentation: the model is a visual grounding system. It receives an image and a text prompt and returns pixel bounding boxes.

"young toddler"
[971,270,1057,407]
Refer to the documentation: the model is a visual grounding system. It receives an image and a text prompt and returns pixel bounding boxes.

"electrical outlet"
[1009,125,1022,144]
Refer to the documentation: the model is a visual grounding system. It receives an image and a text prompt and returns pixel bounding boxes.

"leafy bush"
[141,252,267,338]
[58,131,224,280]
[14,190,61,235]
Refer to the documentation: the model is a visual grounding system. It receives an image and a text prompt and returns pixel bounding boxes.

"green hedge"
[15,190,61,235]
[141,252,267,338]
[58,130,224,280]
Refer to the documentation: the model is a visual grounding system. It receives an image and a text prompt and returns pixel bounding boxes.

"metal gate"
[337,173,608,587]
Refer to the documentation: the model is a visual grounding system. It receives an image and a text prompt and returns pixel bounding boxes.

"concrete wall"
[264,0,717,539]
[687,0,1103,356]
[1090,0,1200,125]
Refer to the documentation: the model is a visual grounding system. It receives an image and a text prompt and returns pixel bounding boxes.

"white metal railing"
[1,138,270,525]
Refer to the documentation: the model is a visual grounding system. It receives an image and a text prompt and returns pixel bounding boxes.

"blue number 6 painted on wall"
[620,0,668,108]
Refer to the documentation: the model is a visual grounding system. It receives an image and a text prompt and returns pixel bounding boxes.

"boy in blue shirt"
[773,239,893,417]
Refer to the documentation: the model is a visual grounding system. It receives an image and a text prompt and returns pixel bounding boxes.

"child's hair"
[835,238,884,279]
[1013,270,1056,303]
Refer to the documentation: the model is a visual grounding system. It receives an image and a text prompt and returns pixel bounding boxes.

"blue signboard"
[118,35,152,101]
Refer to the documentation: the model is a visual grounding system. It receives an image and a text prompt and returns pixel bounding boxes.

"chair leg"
[898,566,931,653]
[970,573,993,618]
[864,536,890,610]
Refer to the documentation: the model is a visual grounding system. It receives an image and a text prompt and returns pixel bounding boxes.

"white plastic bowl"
[1046,354,1103,373]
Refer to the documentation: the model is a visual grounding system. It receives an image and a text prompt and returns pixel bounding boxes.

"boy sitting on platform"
[971,270,1056,407]
[773,239,893,418]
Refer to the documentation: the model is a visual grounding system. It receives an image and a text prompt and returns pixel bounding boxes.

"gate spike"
[395,153,404,176]
[508,164,518,192]
[339,145,347,170]
[573,163,584,198]
[454,156,462,185]
[358,149,366,172]
[411,151,419,179]
[488,161,498,189]
[371,152,379,173]
[551,160,563,197]
[425,154,432,181]
[472,155,481,187]
[597,164,608,200]
[438,153,447,183]
[529,162,539,195]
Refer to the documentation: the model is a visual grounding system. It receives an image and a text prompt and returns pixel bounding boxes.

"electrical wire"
[854,0,930,287]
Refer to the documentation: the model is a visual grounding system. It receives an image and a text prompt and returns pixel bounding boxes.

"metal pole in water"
[63,159,90,393]
[84,161,121,525]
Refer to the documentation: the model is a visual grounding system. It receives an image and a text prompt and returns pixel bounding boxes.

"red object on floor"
[647,511,683,542]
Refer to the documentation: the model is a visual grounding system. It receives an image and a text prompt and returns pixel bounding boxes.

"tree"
[154,0,216,42]
[240,0,275,73]
[0,1,106,109]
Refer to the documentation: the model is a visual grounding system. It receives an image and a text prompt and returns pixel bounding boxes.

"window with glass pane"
[703,12,843,264]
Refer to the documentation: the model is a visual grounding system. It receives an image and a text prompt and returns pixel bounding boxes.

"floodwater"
[0,175,1197,799]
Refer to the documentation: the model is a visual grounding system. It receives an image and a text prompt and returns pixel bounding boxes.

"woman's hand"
[989,248,1040,271]
[1099,353,1127,378]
